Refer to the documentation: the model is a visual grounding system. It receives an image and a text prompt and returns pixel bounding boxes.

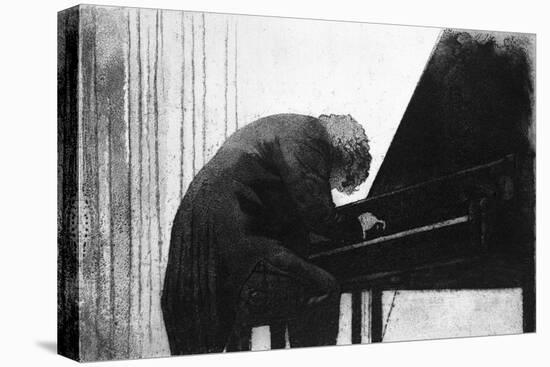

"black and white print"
[58,4,535,361]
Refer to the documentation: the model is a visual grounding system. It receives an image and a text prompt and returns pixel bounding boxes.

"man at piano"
[162,113,385,355]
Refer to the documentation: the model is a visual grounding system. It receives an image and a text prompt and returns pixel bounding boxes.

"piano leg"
[522,261,536,333]
[287,295,340,347]
[270,322,287,349]
[225,321,252,352]
[370,289,383,343]
[351,291,362,344]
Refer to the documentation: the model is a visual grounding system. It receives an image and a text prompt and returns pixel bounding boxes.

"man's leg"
[286,289,340,348]
[255,246,341,347]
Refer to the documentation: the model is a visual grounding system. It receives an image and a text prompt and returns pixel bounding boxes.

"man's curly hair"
[319,114,372,195]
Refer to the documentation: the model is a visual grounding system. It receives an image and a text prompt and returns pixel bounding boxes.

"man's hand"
[358,212,386,239]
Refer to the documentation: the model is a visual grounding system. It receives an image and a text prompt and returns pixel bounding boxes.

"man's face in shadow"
[329,165,368,196]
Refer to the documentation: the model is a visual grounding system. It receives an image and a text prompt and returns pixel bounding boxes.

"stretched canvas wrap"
[58,4,536,362]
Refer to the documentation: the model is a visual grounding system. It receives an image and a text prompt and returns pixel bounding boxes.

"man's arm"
[274,132,363,242]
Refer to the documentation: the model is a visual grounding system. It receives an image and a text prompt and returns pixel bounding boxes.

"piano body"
[308,30,535,344]
[229,30,535,350]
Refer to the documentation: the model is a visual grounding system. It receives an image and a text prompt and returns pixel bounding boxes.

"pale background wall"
[235,16,440,205]
[381,289,523,342]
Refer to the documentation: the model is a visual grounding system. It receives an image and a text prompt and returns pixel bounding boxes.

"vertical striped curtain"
[78,6,239,360]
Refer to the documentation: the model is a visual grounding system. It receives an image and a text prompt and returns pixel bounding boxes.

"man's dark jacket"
[161,114,362,354]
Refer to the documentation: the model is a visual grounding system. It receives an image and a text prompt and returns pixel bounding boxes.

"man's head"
[319,114,372,195]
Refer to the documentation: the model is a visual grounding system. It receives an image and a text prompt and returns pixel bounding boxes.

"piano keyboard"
[310,215,470,259]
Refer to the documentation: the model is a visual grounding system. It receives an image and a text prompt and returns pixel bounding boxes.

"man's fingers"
[358,213,386,234]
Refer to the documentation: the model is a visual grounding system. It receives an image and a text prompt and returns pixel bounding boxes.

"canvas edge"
[58,4,82,362]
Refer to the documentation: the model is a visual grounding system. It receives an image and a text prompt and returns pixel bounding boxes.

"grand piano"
[308,30,535,344]
[231,30,535,350]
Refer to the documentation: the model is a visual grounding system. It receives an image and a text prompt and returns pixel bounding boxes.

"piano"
[231,31,534,350]
[308,30,535,344]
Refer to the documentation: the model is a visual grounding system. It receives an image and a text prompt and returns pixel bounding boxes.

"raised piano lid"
[367,29,534,198]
